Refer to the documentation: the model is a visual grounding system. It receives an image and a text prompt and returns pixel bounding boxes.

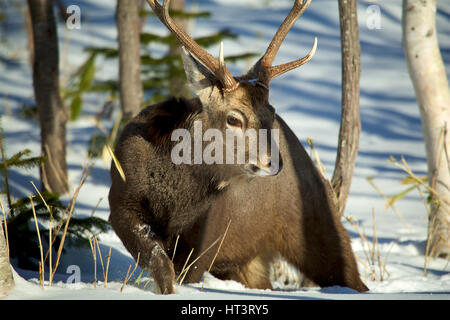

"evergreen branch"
[1,153,44,170]
[88,80,118,93]
[84,47,118,59]
[141,54,179,65]
[67,216,109,237]
[139,9,211,19]
[224,52,260,63]
[194,29,237,47]
[141,32,177,46]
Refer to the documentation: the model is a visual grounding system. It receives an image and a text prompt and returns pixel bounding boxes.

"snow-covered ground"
[1,0,449,300]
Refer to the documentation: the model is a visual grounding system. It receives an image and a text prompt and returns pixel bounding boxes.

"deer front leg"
[108,201,175,294]
[146,241,176,294]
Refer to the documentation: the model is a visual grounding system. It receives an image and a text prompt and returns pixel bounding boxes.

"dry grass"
[366,176,412,230]
[88,235,98,289]
[29,196,45,290]
[95,237,105,286]
[306,137,331,180]
[105,144,126,182]
[387,156,447,275]
[104,247,112,288]
[171,234,180,262]
[177,235,222,286]
[30,181,54,285]
[176,248,194,284]
[201,219,232,290]
[121,252,140,293]
[390,156,443,204]
[88,235,112,289]
[51,162,93,282]
[424,214,441,276]
[345,210,391,282]
[364,153,450,278]
[17,161,96,290]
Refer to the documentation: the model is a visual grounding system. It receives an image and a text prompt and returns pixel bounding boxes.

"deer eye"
[226,115,243,128]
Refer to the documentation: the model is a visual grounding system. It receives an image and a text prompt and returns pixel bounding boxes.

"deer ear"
[181,46,218,102]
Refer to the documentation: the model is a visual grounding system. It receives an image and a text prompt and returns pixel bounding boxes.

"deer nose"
[246,156,282,177]
[259,154,272,169]
[260,157,283,176]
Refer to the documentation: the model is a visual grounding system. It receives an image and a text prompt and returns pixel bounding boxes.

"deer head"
[147,0,317,177]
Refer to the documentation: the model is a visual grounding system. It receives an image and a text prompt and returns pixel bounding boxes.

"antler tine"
[261,0,312,68]
[266,37,317,81]
[146,0,238,91]
[219,42,225,72]
[254,0,315,86]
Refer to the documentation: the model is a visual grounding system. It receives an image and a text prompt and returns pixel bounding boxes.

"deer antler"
[251,0,317,87]
[146,0,239,92]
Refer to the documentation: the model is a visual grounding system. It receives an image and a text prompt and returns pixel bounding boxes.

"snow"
[1,0,450,300]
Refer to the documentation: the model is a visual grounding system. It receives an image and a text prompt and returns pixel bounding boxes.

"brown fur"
[109,92,368,294]
[179,115,368,292]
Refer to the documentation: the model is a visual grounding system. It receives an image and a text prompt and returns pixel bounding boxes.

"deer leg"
[108,200,175,294]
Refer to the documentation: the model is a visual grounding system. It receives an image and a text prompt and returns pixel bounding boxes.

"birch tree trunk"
[0,222,14,298]
[116,0,143,120]
[403,0,450,257]
[28,0,69,194]
[332,0,361,217]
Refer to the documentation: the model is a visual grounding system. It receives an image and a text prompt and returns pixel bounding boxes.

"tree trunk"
[116,0,143,120]
[28,0,69,194]
[0,222,14,298]
[402,0,450,257]
[332,0,361,217]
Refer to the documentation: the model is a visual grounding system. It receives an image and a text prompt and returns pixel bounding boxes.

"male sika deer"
[109,0,368,294]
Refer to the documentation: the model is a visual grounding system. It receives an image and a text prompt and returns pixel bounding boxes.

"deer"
[108,0,369,294]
